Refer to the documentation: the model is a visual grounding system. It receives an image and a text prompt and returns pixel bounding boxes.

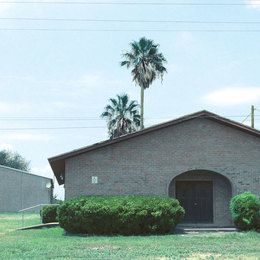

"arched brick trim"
[168,169,233,196]
[168,169,233,227]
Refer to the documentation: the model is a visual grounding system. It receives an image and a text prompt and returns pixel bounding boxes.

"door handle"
[194,202,197,206]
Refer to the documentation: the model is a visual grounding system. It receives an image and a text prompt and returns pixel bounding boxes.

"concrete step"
[174,227,237,234]
[17,222,59,231]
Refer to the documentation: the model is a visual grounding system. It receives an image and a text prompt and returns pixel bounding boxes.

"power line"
[1,17,260,24]
[1,28,260,32]
[0,118,259,131]
[0,115,258,120]
[0,115,259,120]
[241,114,251,124]
[0,115,259,122]
[0,118,104,121]
[1,1,260,6]
[0,116,99,118]
[0,122,259,131]
[0,126,106,130]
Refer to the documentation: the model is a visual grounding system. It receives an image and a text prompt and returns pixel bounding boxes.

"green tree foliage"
[121,37,167,129]
[58,196,185,235]
[230,192,260,231]
[0,150,30,171]
[101,94,140,139]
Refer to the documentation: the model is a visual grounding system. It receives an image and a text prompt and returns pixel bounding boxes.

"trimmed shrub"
[58,196,185,235]
[41,205,59,224]
[230,192,260,231]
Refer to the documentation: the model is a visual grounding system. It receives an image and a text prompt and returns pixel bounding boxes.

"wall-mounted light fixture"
[46,182,52,189]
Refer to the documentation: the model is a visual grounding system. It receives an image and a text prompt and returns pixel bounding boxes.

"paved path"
[17,222,59,230]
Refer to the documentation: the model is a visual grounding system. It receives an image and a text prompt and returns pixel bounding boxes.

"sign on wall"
[91,176,98,184]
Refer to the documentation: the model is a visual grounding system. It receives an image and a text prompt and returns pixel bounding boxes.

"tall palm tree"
[101,94,140,139]
[121,37,167,129]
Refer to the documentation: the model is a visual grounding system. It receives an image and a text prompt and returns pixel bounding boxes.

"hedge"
[58,196,185,235]
[230,192,260,231]
[40,205,59,224]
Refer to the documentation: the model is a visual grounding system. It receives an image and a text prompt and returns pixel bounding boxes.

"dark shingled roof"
[48,110,260,185]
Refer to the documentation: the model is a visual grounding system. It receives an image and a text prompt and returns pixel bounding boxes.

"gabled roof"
[49,110,260,185]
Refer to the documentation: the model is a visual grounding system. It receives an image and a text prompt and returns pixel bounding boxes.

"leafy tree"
[121,37,167,129]
[0,150,30,171]
[101,94,140,139]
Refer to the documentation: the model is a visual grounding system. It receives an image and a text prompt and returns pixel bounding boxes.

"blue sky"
[0,0,260,198]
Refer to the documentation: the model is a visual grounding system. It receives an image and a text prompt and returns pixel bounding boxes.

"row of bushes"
[59,196,184,235]
[41,192,260,234]
[41,196,185,235]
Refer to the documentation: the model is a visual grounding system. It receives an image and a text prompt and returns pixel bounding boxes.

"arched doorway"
[169,170,233,226]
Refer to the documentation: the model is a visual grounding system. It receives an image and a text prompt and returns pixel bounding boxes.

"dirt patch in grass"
[0,216,19,220]
[0,214,38,220]
[188,253,222,259]
[90,246,120,251]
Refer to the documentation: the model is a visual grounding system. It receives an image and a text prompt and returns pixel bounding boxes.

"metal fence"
[18,204,59,228]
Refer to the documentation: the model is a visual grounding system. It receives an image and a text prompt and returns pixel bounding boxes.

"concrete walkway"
[17,222,59,231]
[17,223,237,233]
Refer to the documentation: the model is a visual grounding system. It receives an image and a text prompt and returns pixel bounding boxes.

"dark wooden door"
[176,181,213,223]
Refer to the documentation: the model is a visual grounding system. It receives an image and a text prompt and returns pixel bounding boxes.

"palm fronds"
[101,94,140,139]
[121,37,167,90]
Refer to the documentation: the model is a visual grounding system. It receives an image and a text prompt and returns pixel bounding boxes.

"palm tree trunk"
[140,85,144,130]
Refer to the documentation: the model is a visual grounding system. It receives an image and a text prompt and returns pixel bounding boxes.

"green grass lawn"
[0,214,259,259]
[0,213,41,234]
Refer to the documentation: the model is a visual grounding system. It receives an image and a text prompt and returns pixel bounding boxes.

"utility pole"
[251,105,255,128]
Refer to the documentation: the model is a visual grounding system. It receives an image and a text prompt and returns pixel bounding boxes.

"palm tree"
[121,37,167,129]
[101,94,140,139]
